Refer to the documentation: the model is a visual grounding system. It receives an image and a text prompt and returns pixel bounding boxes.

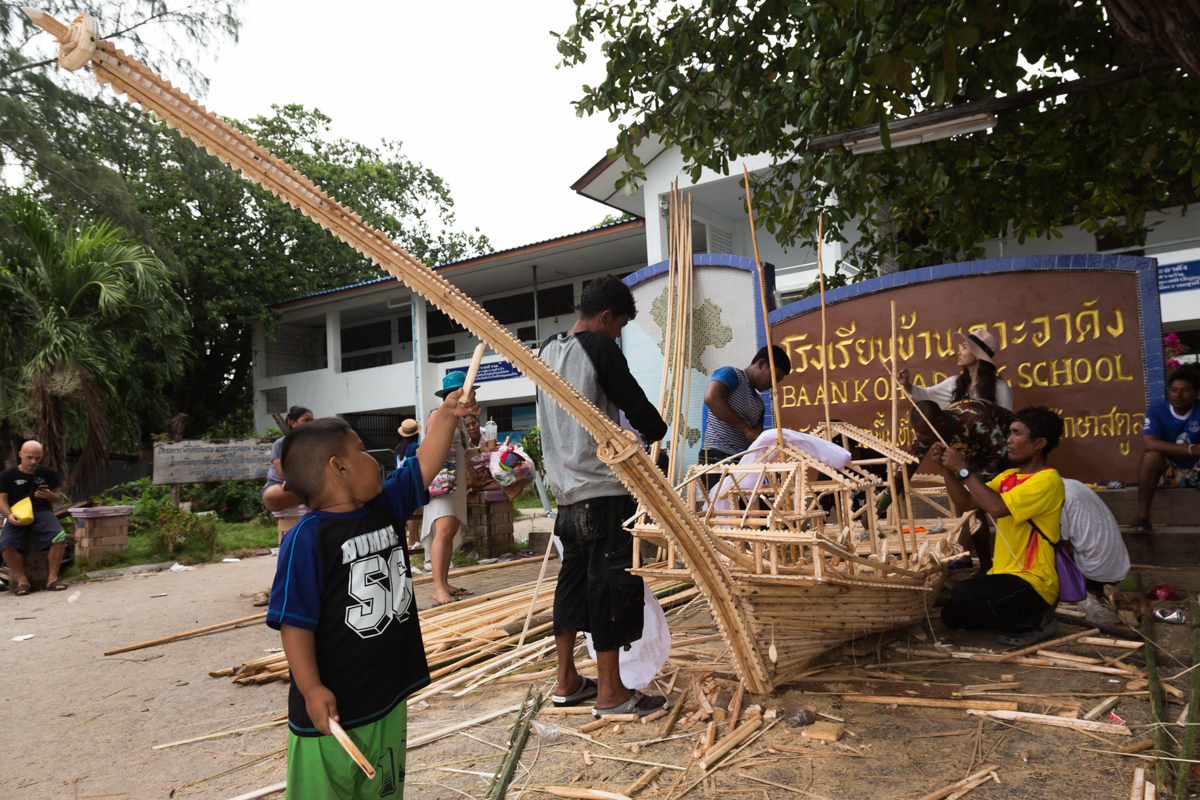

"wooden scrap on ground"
[842,695,1018,712]
[1083,697,1121,721]
[994,627,1100,662]
[104,612,267,656]
[966,708,1131,736]
[916,767,997,800]
[801,721,845,742]
[623,766,662,796]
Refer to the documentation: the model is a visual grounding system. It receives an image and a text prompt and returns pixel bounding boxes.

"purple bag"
[1036,526,1088,603]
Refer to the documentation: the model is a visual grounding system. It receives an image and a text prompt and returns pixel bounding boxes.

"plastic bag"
[553,535,671,690]
[1146,584,1178,601]
[489,442,535,487]
[531,721,562,741]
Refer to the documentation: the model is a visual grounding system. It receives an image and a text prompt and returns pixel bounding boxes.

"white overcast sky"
[187,0,623,251]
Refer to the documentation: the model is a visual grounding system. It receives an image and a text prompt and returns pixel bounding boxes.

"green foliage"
[0,192,189,486]
[263,427,283,439]
[556,1,1200,275]
[144,505,220,559]
[98,103,491,435]
[185,480,264,523]
[65,519,277,575]
[520,426,544,474]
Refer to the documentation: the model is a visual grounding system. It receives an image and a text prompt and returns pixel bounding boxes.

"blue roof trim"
[273,217,644,307]
[624,254,780,426]
[767,254,1164,406]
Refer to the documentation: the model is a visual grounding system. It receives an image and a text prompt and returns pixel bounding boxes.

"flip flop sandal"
[1127,517,1153,534]
[14,584,31,596]
[593,691,667,718]
[46,580,68,591]
[997,619,1058,648]
[552,676,599,707]
[432,597,459,608]
[450,587,474,597]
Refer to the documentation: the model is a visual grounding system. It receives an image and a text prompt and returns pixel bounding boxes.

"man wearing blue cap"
[538,275,669,718]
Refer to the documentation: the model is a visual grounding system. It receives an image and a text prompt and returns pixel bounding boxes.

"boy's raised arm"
[281,624,339,735]
[416,389,479,487]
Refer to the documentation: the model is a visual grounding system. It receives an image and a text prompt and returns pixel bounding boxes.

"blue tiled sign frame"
[767,255,1165,405]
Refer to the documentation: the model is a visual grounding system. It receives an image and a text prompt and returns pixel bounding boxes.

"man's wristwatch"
[957,467,971,481]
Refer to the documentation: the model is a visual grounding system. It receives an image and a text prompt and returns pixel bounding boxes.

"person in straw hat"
[899,327,1013,411]
[395,418,423,546]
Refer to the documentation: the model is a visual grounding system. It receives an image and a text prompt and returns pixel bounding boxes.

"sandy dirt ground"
[2,512,1196,800]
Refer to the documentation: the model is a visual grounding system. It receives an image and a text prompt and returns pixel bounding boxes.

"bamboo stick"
[734,772,834,800]
[487,688,540,800]
[1132,768,1147,800]
[413,554,541,587]
[660,692,687,738]
[540,788,632,800]
[698,715,763,769]
[328,719,375,779]
[816,214,831,438]
[105,613,267,655]
[517,533,557,648]
[408,704,523,750]
[1175,596,1200,800]
[842,696,1018,712]
[624,766,663,795]
[1083,697,1121,721]
[966,709,1131,736]
[995,627,1101,662]
[153,719,286,749]
[223,782,287,800]
[1144,614,1172,791]
[459,342,487,404]
[916,767,998,800]
[742,164,784,447]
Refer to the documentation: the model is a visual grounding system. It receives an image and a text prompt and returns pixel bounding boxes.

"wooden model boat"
[26,9,965,693]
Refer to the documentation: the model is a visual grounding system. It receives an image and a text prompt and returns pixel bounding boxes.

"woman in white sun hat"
[899,327,1013,410]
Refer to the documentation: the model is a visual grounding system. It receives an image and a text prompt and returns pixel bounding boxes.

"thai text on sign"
[153,438,276,485]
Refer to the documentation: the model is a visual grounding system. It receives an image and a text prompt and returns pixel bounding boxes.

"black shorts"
[941,573,1051,633]
[0,510,66,552]
[699,449,735,490]
[553,494,645,652]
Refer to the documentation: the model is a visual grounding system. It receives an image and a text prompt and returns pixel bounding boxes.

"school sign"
[769,255,1163,484]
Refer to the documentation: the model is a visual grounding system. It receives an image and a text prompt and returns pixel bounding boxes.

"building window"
[427,308,465,338]
[538,284,575,317]
[487,402,537,437]
[427,340,456,362]
[263,387,287,414]
[342,321,391,352]
[343,413,404,451]
[397,317,413,343]
[517,326,536,342]
[343,351,394,372]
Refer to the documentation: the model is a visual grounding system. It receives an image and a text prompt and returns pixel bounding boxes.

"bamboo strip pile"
[210,577,696,689]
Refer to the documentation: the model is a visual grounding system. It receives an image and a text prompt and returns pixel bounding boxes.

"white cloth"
[710,429,852,513]
[1060,478,1130,584]
[911,376,1013,410]
[420,420,470,555]
[553,535,671,691]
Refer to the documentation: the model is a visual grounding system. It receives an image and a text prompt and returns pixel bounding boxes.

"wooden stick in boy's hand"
[459,343,487,406]
[328,719,376,779]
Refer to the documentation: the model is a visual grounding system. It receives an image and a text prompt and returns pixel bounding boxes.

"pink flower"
[1167,358,1182,369]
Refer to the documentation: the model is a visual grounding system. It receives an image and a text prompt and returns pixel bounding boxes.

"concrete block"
[491,522,514,537]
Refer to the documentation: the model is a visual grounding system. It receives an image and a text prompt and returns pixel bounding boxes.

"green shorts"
[286,701,406,799]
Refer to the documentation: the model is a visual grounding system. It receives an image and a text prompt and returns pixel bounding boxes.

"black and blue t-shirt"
[267,464,431,736]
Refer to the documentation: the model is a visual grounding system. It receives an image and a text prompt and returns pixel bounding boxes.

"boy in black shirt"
[267,387,477,799]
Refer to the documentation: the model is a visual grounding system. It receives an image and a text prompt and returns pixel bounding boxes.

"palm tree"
[0,192,189,493]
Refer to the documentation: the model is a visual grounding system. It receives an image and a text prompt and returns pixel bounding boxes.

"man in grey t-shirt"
[538,275,668,717]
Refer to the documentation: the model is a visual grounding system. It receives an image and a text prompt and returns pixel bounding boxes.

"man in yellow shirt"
[933,407,1066,647]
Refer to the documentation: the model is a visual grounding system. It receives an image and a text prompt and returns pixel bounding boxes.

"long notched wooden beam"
[22,9,772,691]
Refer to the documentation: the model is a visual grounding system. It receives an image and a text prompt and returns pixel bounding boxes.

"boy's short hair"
[1169,366,1200,392]
[579,275,637,320]
[1014,406,1064,454]
[280,417,355,504]
[752,345,792,375]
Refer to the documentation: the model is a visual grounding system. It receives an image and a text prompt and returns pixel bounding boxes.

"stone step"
[1124,527,1200,569]
[1097,487,1200,527]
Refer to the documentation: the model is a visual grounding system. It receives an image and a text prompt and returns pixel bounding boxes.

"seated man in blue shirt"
[700,345,791,478]
[1131,367,1200,533]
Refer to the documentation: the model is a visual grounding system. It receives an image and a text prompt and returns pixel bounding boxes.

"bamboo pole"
[223,782,287,800]
[966,708,1131,736]
[916,768,998,800]
[408,704,524,750]
[459,342,487,404]
[105,613,266,656]
[624,766,663,796]
[996,627,1101,663]
[741,165,784,448]
[517,532,557,648]
[153,719,286,749]
[816,214,831,439]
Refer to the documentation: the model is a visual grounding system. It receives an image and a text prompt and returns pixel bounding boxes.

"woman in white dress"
[421,372,481,606]
[899,328,1013,410]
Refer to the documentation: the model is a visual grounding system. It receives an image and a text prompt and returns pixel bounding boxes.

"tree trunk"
[1102,0,1200,81]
